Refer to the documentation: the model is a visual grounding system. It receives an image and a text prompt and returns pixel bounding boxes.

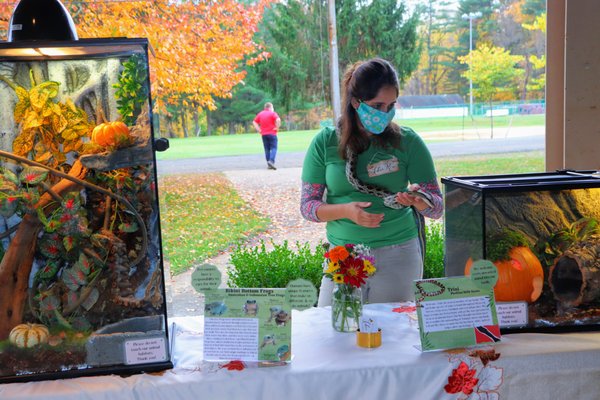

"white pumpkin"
[9,323,50,348]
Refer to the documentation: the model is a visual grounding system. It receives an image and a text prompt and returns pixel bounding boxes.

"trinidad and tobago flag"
[474,325,501,344]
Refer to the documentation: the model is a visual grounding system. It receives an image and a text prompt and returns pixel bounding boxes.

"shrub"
[227,223,446,292]
[424,221,445,279]
[227,240,326,291]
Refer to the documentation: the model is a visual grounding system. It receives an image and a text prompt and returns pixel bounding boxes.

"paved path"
[163,127,545,317]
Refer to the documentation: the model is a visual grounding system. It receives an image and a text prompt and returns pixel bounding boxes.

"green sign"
[414,259,500,351]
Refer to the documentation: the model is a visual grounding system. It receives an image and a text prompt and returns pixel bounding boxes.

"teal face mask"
[356,102,395,134]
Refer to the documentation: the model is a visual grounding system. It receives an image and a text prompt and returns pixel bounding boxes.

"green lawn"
[159,173,270,275]
[156,129,317,160]
[156,114,545,160]
[436,151,545,177]
[404,114,544,132]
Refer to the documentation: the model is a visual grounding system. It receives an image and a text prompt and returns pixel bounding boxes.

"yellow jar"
[356,329,382,348]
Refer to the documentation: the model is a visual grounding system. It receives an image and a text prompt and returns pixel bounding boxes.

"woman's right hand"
[346,202,384,228]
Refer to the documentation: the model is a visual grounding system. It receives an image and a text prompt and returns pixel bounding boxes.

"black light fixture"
[8,0,78,42]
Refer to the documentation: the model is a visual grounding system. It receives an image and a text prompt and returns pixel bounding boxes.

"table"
[1,303,600,399]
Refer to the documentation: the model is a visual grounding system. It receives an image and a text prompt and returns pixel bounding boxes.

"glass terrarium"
[443,170,600,333]
[0,38,171,382]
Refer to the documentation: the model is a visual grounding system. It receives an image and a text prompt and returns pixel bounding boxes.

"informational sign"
[124,337,168,365]
[496,302,528,328]
[192,264,316,362]
[414,260,501,351]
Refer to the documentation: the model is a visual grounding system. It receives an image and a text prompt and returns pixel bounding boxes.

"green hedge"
[227,222,446,292]
[227,240,326,290]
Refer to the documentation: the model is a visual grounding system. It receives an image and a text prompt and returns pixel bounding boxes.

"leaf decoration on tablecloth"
[220,360,245,371]
[445,347,503,399]
[469,348,501,366]
[392,305,416,313]
[445,361,479,395]
[475,365,503,394]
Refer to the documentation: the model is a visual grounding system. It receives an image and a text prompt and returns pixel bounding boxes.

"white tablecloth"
[2,303,600,399]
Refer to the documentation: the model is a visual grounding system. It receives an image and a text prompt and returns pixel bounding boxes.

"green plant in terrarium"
[535,217,600,267]
[113,54,149,126]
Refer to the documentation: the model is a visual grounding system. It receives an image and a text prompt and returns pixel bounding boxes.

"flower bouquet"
[323,244,376,332]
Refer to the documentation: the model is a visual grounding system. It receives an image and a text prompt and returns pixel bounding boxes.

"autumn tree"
[489,0,545,100]
[523,12,546,96]
[0,2,12,39]
[404,0,457,95]
[0,0,271,137]
[75,0,270,111]
[458,44,524,137]
[74,0,271,134]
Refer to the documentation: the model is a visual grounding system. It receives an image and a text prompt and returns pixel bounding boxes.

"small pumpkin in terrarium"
[465,229,544,303]
[9,323,50,348]
[91,120,131,148]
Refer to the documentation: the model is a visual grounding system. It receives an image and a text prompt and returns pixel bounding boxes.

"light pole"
[462,12,481,117]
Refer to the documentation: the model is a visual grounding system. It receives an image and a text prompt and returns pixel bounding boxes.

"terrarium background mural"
[0,39,170,382]
[444,172,600,333]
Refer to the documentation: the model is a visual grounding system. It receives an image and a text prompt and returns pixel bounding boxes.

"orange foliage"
[0,2,15,36]
[0,0,272,113]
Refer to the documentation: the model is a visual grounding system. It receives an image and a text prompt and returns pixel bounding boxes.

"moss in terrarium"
[486,229,530,261]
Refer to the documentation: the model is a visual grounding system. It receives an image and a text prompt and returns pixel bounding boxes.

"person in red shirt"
[253,102,281,170]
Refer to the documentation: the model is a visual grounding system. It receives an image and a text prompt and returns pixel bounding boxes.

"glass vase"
[331,284,362,332]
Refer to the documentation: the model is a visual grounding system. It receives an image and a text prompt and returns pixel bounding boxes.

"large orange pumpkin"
[465,246,544,303]
[91,121,130,147]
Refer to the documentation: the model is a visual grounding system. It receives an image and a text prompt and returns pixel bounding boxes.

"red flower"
[25,173,38,183]
[342,257,368,288]
[220,360,245,371]
[65,198,76,210]
[444,361,479,395]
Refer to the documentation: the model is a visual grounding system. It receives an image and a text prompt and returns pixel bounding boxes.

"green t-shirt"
[302,126,437,248]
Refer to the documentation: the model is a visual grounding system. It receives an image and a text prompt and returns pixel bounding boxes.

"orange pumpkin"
[465,246,544,303]
[91,121,130,147]
[9,323,50,348]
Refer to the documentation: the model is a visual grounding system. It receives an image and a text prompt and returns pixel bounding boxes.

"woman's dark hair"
[338,58,401,159]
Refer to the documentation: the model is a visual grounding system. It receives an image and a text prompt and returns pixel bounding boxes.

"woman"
[300,58,443,305]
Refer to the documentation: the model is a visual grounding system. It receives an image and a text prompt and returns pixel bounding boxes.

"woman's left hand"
[395,192,429,211]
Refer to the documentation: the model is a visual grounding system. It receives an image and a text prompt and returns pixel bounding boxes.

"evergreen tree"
[247,0,420,116]
[211,85,271,134]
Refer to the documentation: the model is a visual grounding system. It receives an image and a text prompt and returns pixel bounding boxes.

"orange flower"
[323,243,376,288]
[327,246,349,263]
